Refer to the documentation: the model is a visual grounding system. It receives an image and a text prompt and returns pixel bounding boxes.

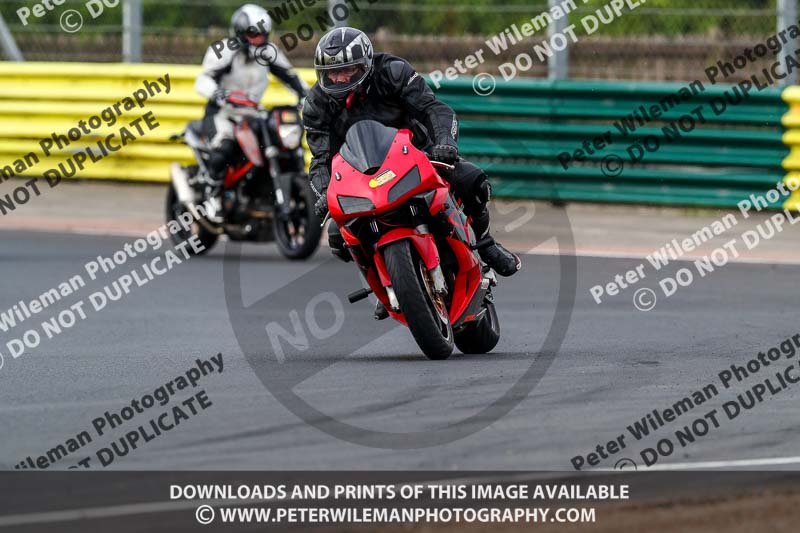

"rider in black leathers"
[303,28,521,317]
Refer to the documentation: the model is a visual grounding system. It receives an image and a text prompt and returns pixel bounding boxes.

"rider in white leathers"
[195,3,308,191]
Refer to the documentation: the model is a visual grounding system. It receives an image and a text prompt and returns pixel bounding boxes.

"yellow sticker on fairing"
[369,170,397,188]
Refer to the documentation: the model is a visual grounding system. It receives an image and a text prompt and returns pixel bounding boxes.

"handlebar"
[225,101,267,120]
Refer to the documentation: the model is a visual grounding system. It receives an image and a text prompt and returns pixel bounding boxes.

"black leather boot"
[477,237,522,277]
[471,208,522,277]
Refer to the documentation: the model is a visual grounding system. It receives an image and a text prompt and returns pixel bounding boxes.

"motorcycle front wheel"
[384,240,454,360]
[165,180,219,255]
[274,174,322,260]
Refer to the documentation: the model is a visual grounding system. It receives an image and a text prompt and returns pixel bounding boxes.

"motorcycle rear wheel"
[454,300,500,354]
[384,240,454,360]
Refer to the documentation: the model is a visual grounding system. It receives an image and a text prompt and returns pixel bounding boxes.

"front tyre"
[384,240,454,360]
[165,183,218,254]
[274,175,322,260]
[455,300,500,354]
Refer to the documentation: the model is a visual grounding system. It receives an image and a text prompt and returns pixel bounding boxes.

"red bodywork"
[327,128,483,326]
[224,91,262,189]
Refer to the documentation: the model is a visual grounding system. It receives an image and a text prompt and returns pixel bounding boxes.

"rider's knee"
[327,223,352,262]
[454,161,491,217]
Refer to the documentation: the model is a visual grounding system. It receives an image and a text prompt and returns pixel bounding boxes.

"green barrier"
[432,78,789,208]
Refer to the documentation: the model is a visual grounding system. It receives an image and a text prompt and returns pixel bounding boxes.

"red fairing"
[234,120,265,168]
[327,129,448,222]
[445,236,482,322]
[328,126,484,328]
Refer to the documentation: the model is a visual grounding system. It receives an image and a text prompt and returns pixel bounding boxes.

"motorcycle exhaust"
[170,163,194,205]
[170,163,224,235]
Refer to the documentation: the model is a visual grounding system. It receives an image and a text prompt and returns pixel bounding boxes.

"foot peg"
[348,288,372,303]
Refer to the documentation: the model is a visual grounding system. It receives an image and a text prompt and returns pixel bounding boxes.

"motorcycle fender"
[373,229,439,288]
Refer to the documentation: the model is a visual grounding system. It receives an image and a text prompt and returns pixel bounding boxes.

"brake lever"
[429,160,456,171]
[320,211,331,228]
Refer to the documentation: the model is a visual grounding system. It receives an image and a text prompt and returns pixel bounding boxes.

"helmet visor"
[317,60,369,96]
[244,31,268,46]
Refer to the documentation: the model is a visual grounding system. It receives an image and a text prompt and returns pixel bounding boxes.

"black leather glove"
[314,191,328,218]
[431,144,459,165]
[212,88,230,107]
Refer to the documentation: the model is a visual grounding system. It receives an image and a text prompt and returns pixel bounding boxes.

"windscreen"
[339,120,397,174]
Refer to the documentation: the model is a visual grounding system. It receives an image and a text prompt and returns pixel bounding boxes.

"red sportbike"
[328,120,500,360]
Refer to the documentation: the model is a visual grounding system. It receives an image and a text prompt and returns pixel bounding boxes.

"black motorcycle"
[166,91,321,259]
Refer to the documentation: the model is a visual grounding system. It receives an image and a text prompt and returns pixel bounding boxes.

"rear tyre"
[384,240,454,360]
[274,175,322,260]
[165,182,218,255]
[455,300,500,354]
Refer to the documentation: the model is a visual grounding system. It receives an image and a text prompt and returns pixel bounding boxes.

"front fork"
[262,143,287,216]
[410,205,448,295]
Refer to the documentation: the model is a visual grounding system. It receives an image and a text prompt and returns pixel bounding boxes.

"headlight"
[277,124,302,150]
[338,195,375,214]
[387,166,422,203]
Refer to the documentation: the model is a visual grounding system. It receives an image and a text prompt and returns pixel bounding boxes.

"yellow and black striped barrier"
[0,62,316,182]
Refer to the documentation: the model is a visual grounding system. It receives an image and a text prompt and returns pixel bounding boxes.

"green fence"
[433,79,788,208]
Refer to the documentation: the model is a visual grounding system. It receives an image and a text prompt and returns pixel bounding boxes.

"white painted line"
[0,499,200,527]
[596,456,800,471]
[525,245,800,266]
[638,456,800,471]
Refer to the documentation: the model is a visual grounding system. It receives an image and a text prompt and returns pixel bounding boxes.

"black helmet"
[231,4,271,52]
[314,27,373,97]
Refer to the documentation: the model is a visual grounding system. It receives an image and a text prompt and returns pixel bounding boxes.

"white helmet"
[231,4,272,54]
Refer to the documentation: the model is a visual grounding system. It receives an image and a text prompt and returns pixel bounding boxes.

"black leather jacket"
[302,53,459,197]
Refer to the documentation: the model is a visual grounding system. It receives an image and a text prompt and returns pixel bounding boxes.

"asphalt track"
[2,226,800,474]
